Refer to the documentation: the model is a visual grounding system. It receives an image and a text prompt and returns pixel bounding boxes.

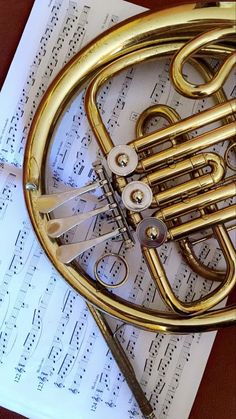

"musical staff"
[0,171,17,218]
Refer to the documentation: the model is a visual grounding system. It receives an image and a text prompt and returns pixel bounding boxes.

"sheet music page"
[0,1,235,418]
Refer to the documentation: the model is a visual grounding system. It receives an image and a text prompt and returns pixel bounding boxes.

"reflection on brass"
[23,3,236,415]
[94,253,129,288]
[24,0,236,332]
[225,142,236,171]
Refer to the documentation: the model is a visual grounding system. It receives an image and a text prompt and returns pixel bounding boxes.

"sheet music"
[0,1,235,418]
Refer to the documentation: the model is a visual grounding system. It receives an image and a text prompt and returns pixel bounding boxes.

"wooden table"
[0,1,235,418]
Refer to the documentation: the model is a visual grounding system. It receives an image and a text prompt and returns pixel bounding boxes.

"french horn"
[23,2,236,416]
[23,1,235,334]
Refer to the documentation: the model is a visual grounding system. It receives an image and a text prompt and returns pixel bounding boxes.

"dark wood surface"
[0,0,235,418]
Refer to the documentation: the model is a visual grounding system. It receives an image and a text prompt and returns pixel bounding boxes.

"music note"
[107,68,135,134]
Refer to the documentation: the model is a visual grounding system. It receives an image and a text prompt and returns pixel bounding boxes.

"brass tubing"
[24,3,236,332]
[168,205,236,241]
[176,57,234,281]
[190,57,235,124]
[131,58,234,298]
[135,104,181,141]
[153,173,224,206]
[135,58,233,282]
[171,26,236,98]
[136,104,227,283]
[86,44,185,155]
[142,153,225,206]
[154,182,236,221]
[135,66,230,280]
[143,224,235,315]
[134,91,227,282]
[85,43,234,156]
[191,223,236,246]
[178,236,223,282]
[214,174,236,187]
[139,121,236,172]
[130,98,236,153]
[142,153,219,186]
[134,57,234,154]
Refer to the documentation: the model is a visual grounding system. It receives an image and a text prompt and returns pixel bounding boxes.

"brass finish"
[190,223,236,245]
[130,99,235,155]
[94,253,129,288]
[142,223,235,315]
[168,205,236,241]
[24,3,236,336]
[22,3,236,414]
[154,182,236,221]
[225,142,236,171]
[136,117,235,172]
[171,26,236,98]
[143,152,226,206]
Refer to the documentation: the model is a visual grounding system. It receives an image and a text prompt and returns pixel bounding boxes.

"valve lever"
[47,204,112,238]
[37,181,100,213]
[56,228,121,264]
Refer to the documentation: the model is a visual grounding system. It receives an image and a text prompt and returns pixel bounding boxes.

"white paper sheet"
[0,1,235,419]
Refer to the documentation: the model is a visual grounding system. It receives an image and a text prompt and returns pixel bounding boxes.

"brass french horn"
[23,2,236,337]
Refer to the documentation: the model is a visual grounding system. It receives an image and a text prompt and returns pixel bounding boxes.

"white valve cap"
[107,145,138,176]
[122,181,153,212]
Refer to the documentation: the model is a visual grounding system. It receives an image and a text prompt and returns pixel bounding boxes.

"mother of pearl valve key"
[47,203,113,238]
[56,228,122,264]
[36,181,101,213]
